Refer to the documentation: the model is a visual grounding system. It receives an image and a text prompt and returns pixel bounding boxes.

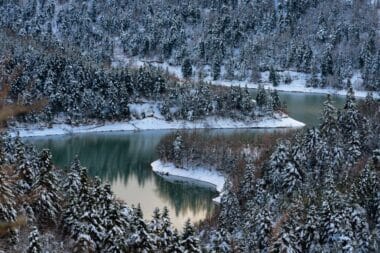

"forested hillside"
[158,89,380,252]
[0,0,378,90]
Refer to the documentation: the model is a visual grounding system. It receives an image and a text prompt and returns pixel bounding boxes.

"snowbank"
[10,114,305,138]
[151,160,225,203]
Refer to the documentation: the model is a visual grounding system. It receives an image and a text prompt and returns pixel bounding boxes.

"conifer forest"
[0,0,379,252]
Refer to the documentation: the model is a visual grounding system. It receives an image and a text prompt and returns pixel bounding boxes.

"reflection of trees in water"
[153,175,217,217]
[28,131,219,218]
[29,132,166,185]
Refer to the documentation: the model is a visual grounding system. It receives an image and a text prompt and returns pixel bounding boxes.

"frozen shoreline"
[10,114,305,138]
[151,160,225,203]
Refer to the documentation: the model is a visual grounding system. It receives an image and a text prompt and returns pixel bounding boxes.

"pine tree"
[27,226,42,253]
[320,94,339,144]
[240,162,256,197]
[32,149,61,224]
[270,215,302,253]
[0,171,17,223]
[339,86,362,142]
[271,89,282,111]
[159,206,178,252]
[180,219,201,252]
[281,161,303,196]
[212,60,221,81]
[207,229,232,253]
[73,233,96,253]
[219,182,241,232]
[173,132,184,167]
[300,205,322,252]
[128,204,156,252]
[267,140,290,192]
[63,156,82,197]
[182,58,192,79]
[269,66,278,87]
[256,85,268,109]
[245,205,272,251]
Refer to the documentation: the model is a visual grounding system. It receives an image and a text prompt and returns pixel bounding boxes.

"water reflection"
[26,92,347,228]
[26,131,218,229]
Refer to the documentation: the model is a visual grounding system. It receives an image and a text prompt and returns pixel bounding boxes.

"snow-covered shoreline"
[10,115,305,138]
[212,80,379,99]
[113,53,378,99]
[151,160,225,203]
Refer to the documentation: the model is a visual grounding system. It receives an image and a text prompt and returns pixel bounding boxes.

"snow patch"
[151,160,225,203]
[110,48,378,99]
[10,114,305,138]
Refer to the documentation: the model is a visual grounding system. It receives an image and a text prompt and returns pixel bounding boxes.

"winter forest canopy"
[0,0,379,90]
[0,0,379,252]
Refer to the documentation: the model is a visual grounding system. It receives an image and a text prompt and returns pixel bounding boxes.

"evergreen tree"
[219,182,241,232]
[182,58,193,79]
[212,60,221,81]
[27,226,42,253]
[271,89,282,111]
[63,156,82,197]
[173,132,184,167]
[256,85,268,108]
[0,171,17,223]
[320,94,339,144]
[269,66,279,87]
[321,46,333,77]
[207,229,232,253]
[128,204,156,252]
[180,219,201,252]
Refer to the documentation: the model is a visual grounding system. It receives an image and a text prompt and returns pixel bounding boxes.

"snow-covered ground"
[111,45,379,99]
[151,160,225,203]
[10,114,305,138]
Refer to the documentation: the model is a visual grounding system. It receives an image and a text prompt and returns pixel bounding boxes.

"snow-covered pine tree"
[240,161,256,197]
[159,206,178,252]
[281,161,303,196]
[269,66,278,87]
[271,89,282,111]
[270,213,302,253]
[32,149,61,224]
[207,229,232,253]
[101,203,129,252]
[266,140,290,192]
[173,132,184,167]
[299,205,322,252]
[128,204,156,252]
[0,171,17,228]
[148,207,163,250]
[182,58,192,79]
[219,181,241,232]
[245,205,272,251]
[320,94,340,144]
[27,226,42,253]
[180,219,201,252]
[63,156,82,197]
[256,84,268,109]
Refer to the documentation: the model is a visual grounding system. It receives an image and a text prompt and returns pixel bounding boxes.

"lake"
[25,92,346,228]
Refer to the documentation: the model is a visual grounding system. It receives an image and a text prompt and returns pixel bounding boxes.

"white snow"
[212,71,378,99]
[151,160,225,203]
[10,114,305,138]
[110,47,378,99]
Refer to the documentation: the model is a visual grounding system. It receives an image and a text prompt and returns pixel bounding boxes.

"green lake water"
[25,92,346,228]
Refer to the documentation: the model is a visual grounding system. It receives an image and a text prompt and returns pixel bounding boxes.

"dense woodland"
[160,90,380,252]
[0,32,280,125]
[0,0,379,252]
[0,0,379,90]
[0,77,378,253]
